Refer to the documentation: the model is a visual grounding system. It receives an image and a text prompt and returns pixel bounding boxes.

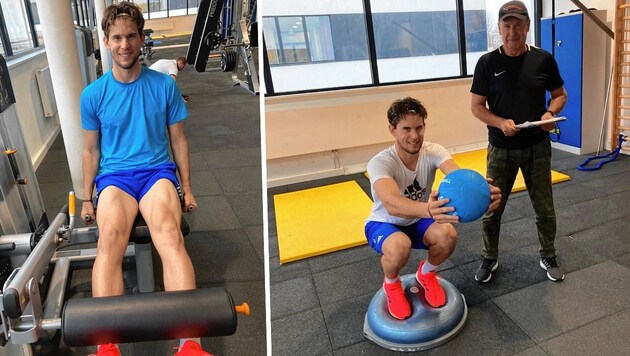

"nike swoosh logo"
[494,70,507,76]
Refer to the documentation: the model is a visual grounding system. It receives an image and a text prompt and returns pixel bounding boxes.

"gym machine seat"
[0,194,249,353]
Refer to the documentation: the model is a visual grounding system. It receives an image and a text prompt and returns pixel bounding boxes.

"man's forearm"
[547,90,567,117]
[171,136,192,188]
[472,103,504,129]
[82,152,99,200]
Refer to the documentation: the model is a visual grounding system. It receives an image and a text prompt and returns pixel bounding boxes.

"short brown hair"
[102,2,145,38]
[387,97,428,127]
[176,56,187,66]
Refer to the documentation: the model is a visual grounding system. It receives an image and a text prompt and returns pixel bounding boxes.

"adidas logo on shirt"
[404,179,426,201]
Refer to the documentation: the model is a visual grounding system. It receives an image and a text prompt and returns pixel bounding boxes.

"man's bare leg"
[93,187,138,297]
[139,179,196,291]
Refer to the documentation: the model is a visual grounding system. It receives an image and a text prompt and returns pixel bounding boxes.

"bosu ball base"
[363,274,467,352]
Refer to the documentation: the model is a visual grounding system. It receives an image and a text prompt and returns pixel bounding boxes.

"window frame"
[0,0,41,57]
[263,0,542,96]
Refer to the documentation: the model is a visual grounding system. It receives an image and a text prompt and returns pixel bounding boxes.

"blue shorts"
[364,219,434,254]
[94,162,181,206]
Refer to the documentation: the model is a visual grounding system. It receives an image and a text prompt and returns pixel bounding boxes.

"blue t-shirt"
[81,66,187,174]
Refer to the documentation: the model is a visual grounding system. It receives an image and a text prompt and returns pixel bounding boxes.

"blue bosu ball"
[363,274,467,351]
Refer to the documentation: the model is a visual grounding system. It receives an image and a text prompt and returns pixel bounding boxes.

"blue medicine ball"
[437,169,491,223]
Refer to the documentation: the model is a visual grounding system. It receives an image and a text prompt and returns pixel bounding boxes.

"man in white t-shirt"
[365,97,500,320]
[150,56,188,102]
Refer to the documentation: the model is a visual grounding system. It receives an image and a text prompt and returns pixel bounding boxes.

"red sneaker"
[174,340,214,356]
[90,344,120,356]
[383,278,411,320]
[416,260,446,308]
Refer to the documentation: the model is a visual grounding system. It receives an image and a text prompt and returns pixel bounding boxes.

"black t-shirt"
[471,45,564,149]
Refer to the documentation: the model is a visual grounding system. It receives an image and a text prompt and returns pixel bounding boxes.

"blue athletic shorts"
[94,162,182,206]
[364,219,434,254]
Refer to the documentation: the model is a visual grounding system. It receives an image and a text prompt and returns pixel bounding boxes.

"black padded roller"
[62,288,237,346]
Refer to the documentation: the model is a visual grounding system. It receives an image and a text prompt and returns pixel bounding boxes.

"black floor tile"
[225,190,263,226]
[185,230,264,284]
[495,261,630,343]
[271,276,319,320]
[271,308,332,356]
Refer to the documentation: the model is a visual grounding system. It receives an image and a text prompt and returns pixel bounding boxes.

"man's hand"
[540,111,556,132]
[500,119,520,137]
[81,201,96,224]
[181,186,198,213]
[486,178,502,213]
[427,191,459,224]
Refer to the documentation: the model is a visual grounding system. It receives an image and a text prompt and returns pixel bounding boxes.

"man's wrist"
[546,109,555,116]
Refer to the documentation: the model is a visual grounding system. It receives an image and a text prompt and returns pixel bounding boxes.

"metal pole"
[569,0,614,39]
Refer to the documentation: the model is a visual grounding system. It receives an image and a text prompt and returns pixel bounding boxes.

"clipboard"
[515,116,567,129]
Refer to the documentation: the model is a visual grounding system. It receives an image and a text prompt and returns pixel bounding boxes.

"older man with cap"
[470,1,568,283]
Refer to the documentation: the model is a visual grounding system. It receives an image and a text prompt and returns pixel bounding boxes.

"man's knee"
[152,219,186,251]
[382,234,412,260]
[427,223,457,252]
[443,225,458,251]
[152,217,181,236]
[96,228,130,263]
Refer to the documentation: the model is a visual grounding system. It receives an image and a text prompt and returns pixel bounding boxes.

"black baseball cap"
[498,1,529,21]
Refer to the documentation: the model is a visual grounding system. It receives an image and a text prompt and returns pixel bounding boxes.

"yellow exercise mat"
[431,148,571,192]
[274,181,373,264]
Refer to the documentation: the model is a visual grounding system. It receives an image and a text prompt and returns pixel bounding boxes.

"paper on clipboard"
[515,116,567,129]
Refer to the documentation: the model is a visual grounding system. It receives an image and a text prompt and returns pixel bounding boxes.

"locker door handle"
[556,40,562,47]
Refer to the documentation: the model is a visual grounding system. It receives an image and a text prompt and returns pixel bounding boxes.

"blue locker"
[540,11,607,154]
[541,13,582,148]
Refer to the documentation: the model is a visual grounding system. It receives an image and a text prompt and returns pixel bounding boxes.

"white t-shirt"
[149,59,179,78]
[366,142,451,226]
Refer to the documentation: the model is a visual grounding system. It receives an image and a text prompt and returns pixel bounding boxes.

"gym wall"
[265,78,487,187]
[6,51,59,170]
[145,15,196,37]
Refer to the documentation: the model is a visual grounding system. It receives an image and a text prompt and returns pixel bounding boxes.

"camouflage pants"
[481,138,557,259]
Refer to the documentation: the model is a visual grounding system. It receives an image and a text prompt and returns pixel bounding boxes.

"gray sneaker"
[540,256,565,282]
[475,258,498,283]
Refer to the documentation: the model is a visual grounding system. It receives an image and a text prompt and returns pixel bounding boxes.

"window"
[263,18,280,64]
[329,14,368,61]
[135,0,149,15]
[134,0,198,19]
[149,0,168,19]
[370,1,461,83]
[29,0,44,47]
[263,0,537,95]
[189,0,199,15]
[464,0,535,75]
[263,0,371,93]
[278,17,308,64]
[0,0,35,55]
[71,0,97,30]
[305,16,334,62]
[169,0,188,17]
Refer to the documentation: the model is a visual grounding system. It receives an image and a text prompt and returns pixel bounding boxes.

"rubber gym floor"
[268,148,630,355]
[32,35,265,355]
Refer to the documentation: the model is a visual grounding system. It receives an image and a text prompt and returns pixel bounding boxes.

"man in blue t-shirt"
[80,2,208,355]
